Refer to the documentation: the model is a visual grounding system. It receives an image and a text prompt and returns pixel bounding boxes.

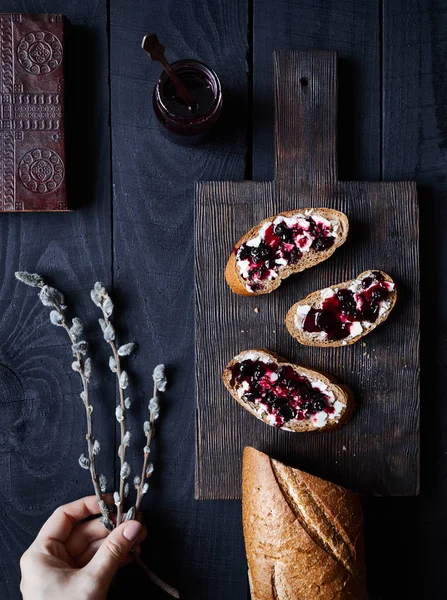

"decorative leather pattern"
[19,148,65,194]
[17,31,63,75]
[0,14,67,211]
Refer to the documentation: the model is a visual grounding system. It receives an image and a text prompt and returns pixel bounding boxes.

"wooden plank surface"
[364,1,447,598]
[109,1,249,598]
[196,50,419,499]
[252,0,381,182]
[0,1,114,598]
[249,6,424,600]
[0,0,445,598]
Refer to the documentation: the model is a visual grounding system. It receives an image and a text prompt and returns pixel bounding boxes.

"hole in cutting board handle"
[300,77,309,87]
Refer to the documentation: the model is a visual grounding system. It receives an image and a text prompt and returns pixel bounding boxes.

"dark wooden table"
[0,1,444,599]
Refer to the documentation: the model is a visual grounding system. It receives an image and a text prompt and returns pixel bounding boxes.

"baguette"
[286,270,397,347]
[225,208,349,296]
[242,447,368,600]
[222,349,354,432]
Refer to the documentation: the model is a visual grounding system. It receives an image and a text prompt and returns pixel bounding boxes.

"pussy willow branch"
[108,335,127,525]
[135,375,157,511]
[108,334,128,524]
[14,272,111,527]
[63,323,111,524]
[17,273,178,597]
[91,288,178,597]
[107,326,127,524]
[134,554,180,599]
[90,283,134,526]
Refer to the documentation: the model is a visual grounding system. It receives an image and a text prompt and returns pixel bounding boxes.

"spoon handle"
[159,56,195,109]
[142,34,195,109]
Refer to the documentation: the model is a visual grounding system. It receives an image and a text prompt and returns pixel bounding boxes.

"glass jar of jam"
[153,59,223,144]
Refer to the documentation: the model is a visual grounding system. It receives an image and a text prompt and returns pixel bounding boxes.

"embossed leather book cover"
[0,13,68,212]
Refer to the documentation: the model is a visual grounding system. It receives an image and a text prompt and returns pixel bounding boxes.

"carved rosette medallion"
[19,148,65,193]
[17,31,62,75]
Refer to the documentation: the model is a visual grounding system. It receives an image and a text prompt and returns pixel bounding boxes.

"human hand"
[20,495,147,600]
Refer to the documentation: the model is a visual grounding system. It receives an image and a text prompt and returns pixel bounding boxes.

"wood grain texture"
[252,0,381,182]
[0,2,114,599]
[109,0,248,598]
[0,0,444,598]
[251,4,423,600]
[275,51,337,186]
[361,1,447,599]
[195,51,419,499]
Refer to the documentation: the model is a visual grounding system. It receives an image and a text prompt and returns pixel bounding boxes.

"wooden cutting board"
[195,50,419,499]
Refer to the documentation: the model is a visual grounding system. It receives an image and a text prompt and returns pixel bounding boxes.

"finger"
[75,538,103,568]
[85,521,145,586]
[122,540,142,566]
[37,495,113,544]
[65,518,110,558]
[76,527,146,568]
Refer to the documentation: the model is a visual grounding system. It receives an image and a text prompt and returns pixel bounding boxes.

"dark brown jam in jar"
[153,59,223,144]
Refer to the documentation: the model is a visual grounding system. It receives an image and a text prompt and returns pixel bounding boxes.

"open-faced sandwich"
[286,270,397,347]
[222,349,354,432]
[225,208,349,295]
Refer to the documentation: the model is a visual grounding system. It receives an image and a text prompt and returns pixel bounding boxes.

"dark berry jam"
[229,359,333,428]
[236,215,336,291]
[302,271,393,341]
[153,59,223,144]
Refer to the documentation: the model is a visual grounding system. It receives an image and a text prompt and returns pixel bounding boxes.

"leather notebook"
[0,13,68,212]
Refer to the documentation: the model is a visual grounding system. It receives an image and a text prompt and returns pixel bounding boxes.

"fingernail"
[123,521,143,541]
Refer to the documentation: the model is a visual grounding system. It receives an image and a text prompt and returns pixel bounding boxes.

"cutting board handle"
[274,50,337,189]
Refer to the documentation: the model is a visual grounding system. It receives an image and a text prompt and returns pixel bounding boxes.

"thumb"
[85,520,144,586]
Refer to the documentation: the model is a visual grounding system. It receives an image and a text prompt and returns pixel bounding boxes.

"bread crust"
[222,349,355,432]
[225,208,349,296]
[242,447,368,600]
[286,270,397,347]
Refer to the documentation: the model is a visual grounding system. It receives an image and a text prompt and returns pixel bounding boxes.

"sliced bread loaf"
[242,447,368,600]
